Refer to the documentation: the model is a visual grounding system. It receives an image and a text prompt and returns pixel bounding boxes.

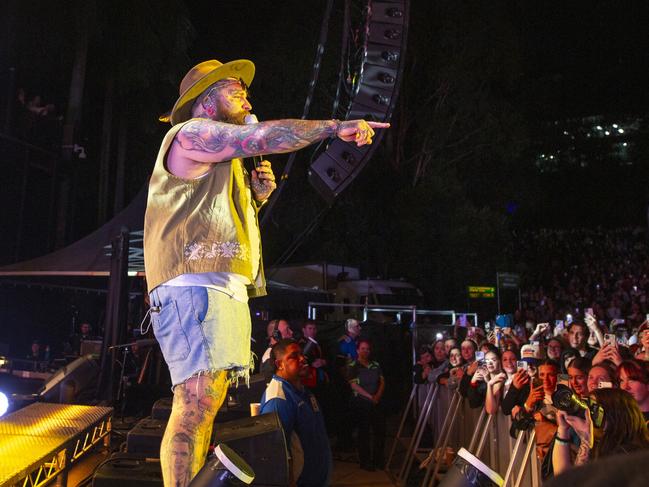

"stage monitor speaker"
[38,354,99,403]
[213,412,288,486]
[151,395,256,424]
[92,452,163,487]
[151,397,173,421]
[127,417,166,456]
[228,373,267,411]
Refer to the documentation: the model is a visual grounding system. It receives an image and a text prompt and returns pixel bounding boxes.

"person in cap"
[144,59,389,487]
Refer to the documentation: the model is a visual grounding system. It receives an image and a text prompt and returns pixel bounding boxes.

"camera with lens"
[551,384,604,428]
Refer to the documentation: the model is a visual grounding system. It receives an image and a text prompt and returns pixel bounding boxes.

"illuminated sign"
[468,286,495,299]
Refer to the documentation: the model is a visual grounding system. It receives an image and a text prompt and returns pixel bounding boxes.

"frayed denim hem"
[171,351,256,392]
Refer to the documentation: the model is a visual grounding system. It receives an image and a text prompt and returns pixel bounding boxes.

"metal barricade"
[417,400,541,487]
[502,429,539,487]
[420,390,464,487]
[396,383,439,485]
[386,381,420,472]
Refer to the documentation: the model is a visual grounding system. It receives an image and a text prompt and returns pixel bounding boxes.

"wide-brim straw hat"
[165,59,255,125]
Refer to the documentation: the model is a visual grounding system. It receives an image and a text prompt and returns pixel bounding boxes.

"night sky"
[2,0,648,258]
[6,1,648,139]
[514,2,649,118]
[184,1,649,120]
[1,0,649,348]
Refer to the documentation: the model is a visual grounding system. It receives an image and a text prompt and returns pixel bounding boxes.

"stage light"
[0,391,9,417]
[618,128,624,134]
[189,444,254,486]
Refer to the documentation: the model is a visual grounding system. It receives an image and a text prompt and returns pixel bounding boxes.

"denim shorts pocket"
[190,286,209,324]
[151,299,190,363]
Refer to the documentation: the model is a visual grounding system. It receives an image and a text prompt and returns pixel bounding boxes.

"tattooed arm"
[173,118,389,164]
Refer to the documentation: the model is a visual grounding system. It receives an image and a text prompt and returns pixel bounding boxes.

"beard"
[220,110,248,125]
[215,99,248,125]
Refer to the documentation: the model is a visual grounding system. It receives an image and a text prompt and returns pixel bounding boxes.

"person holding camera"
[525,359,560,461]
[503,355,560,462]
[552,388,649,475]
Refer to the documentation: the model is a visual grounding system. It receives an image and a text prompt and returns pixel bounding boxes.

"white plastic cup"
[250,402,261,417]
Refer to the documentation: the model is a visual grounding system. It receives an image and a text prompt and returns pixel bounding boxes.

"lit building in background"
[534,115,645,172]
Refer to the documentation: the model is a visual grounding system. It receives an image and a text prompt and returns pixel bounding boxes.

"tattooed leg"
[160,370,229,487]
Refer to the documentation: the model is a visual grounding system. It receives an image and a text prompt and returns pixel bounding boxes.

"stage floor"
[67,450,396,487]
[41,411,398,486]
[331,459,395,486]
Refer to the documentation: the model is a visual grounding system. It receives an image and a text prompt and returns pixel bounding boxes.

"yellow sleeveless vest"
[143,120,266,297]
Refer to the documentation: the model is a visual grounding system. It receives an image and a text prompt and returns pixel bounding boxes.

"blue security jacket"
[260,375,332,487]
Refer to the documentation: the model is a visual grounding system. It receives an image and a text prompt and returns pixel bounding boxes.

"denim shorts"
[149,285,252,387]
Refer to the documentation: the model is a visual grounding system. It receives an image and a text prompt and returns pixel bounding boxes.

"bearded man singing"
[143,58,388,487]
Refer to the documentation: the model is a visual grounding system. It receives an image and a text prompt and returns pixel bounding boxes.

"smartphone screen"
[516,360,528,371]
[475,351,485,363]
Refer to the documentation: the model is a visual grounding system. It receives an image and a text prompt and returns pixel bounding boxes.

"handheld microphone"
[244,113,263,169]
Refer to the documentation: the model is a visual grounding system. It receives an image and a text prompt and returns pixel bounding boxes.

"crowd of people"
[515,226,649,328]
[253,268,649,486]
[413,313,649,481]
